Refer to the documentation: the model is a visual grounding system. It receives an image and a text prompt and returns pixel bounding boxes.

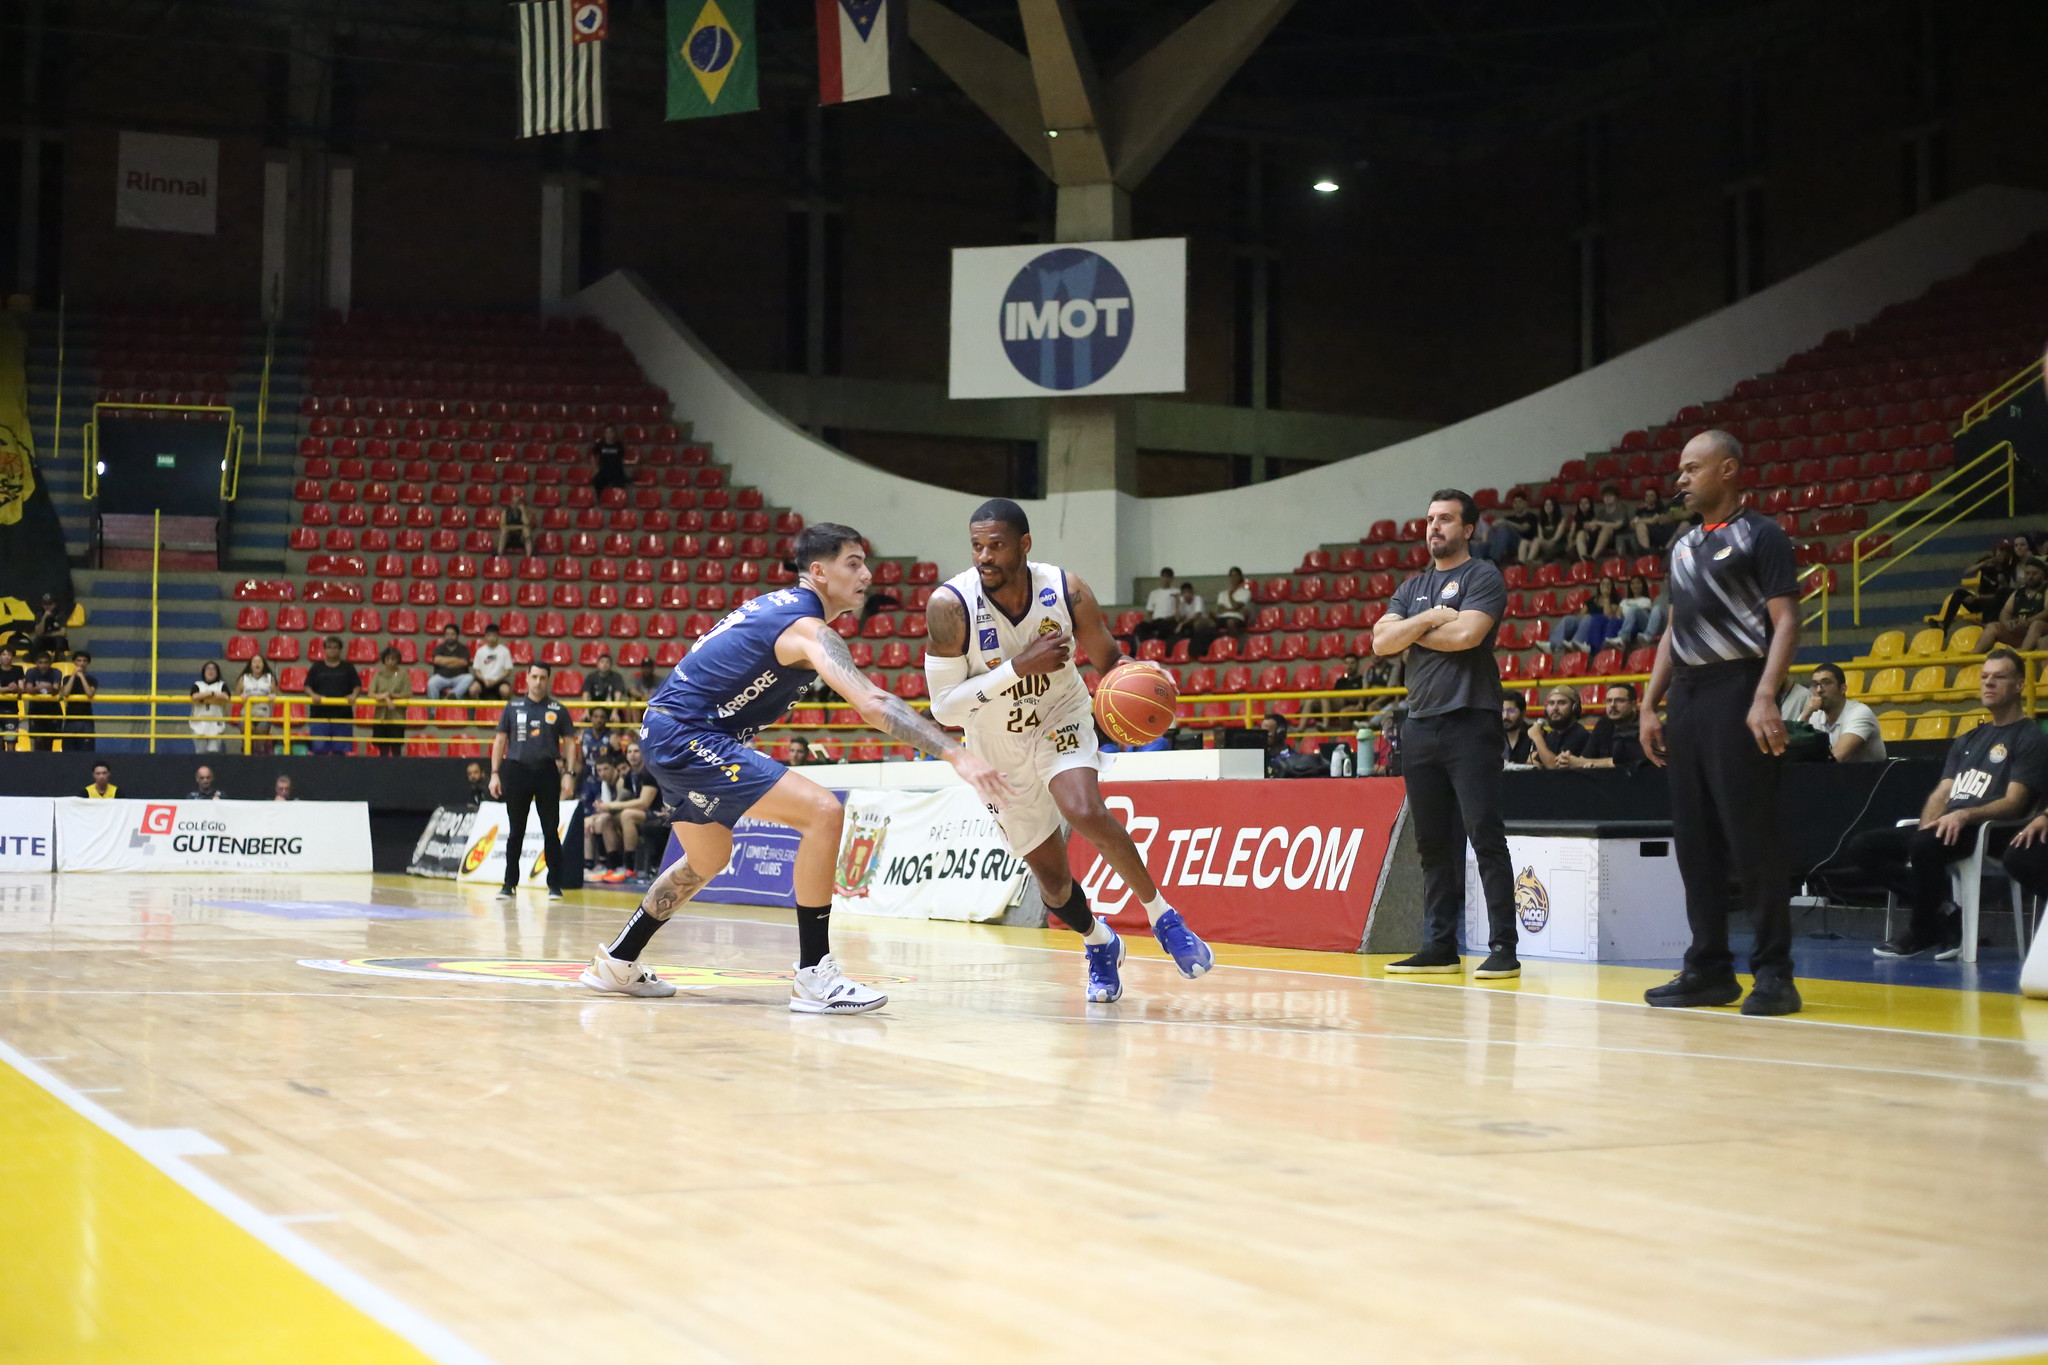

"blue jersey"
[648,586,825,740]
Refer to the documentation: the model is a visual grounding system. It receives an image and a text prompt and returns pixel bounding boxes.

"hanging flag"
[667,0,758,121]
[517,0,607,137]
[818,0,900,106]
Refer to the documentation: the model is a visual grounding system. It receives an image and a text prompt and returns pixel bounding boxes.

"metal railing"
[1798,563,1831,644]
[253,319,275,467]
[80,401,245,502]
[1849,440,2015,623]
[1956,357,2045,434]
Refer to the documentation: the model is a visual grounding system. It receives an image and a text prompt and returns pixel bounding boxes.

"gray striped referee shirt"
[1665,509,1798,666]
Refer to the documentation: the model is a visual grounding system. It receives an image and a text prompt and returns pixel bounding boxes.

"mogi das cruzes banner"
[949,237,1185,399]
[832,788,1025,921]
[54,798,372,873]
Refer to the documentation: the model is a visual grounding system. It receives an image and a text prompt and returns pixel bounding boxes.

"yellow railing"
[253,319,275,467]
[50,295,64,476]
[1957,357,2044,434]
[1798,564,1831,644]
[80,401,245,502]
[1850,440,2015,623]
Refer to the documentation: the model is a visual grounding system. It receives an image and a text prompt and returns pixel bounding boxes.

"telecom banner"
[1067,779,1409,952]
[54,798,372,873]
[832,787,1026,922]
[454,801,574,888]
[949,237,1186,398]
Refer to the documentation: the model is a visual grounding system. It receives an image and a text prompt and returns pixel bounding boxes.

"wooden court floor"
[3,872,2047,1365]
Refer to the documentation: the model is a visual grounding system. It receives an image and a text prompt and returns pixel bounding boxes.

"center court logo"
[999,248,1134,390]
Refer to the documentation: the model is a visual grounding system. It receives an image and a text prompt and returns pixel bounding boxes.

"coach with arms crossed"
[1638,430,1802,1015]
[1372,488,1520,979]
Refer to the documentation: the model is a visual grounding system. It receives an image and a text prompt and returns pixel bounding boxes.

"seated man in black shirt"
[1528,685,1590,768]
[584,650,628,706]
[1980,556,2047,652]
[1301,653,1367,725]
[1557,682,1644,771]
[1502,693,1537,766]
[1847,648,2048,959]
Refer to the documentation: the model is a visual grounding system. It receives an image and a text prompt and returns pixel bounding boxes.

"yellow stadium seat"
[1954,710,1990,737]
[1947,624,1983,654]
[1898,665,1945,702]
[1866,666,1906,699]
[1909,713,1954,741]
[1867,630,1907,661]
[1938,664,1982,701]
[1843,669,1864,697]
[1876,709,1910,743]
[1907,627,1945,658]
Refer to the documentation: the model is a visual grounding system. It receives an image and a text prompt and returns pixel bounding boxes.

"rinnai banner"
[115,132,219,235]
[454,801,573,888]
[407,806,478,879]
[54,798,372,873]
[0,797,55,871]
[661,814,807,908]
[1068,780,1408,952]
[949,237,1185,398]
[833,787,1025,921]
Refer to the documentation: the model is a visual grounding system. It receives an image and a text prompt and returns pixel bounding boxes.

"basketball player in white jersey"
[924,499,1214,1003]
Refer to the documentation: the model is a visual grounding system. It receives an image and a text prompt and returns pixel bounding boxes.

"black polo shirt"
[1665,508,1797,667]
[498,694,575,767]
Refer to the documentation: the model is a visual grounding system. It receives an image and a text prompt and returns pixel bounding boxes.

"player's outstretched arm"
[786,618,1009,803]
[1064,572,1130,675]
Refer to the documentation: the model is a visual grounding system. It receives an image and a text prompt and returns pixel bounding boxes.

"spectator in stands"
[61,651,97,752]
[1930,539,2014,629]
[1551,581,1625,655]
[1625,486,1679,557]
[584,650,627,706]
[497,486,534,558]
[31,593,69,658]
[629,659,661,703]
[367,646,412,756]
[1849,649,2046,959]
[1261,713,1295,777]
[0,646,24,743]
[1213,567,1252,637]
[1574,487,1630,562]
[1360,653,1403,715]
[301,636,361,755]
[1793,662,1885,762]
[1136,568,1180,644]
[1518,496,1569,565]
[1363,704,1405,776]
[1301,653,1366,725]
[1529,686,1589,767]
[464,759,490,807]
[580,706,615,771]
[1615,575,1664,653]
[591,426,629,496]
[1979,556,2047,651]
[1488,493,1538,563]
[235,654,277,756]
[1502,693,1536,765]
[787,738,814,766]
[471,625,515,703]
[82,763,116,798]
[21,651,63,751]
[1170,582,1215,657]
[426,625,476,703]
[1777,673,1812,724]
[190,660,230,753]
[616,740,662,875]
[189,765,221,800]
[274,775,295,801]
[1557,683,1644,770]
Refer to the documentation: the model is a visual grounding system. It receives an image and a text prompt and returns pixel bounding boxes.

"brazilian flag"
[667,0,757,120]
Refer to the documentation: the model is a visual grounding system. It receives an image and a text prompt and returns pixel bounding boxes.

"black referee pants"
[500,760,564,893]
[1400,707,1518,956]
[1666,659,1793,981]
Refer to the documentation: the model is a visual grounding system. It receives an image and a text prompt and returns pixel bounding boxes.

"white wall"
[576,184,2048,602]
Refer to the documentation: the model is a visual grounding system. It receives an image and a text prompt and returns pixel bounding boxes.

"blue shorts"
[638,709,788,829]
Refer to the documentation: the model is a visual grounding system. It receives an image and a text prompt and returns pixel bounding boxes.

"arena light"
[1312,178,1340,194]
[95,460,105,475]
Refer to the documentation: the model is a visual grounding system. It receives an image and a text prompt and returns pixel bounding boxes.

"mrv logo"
[999,248,1133,390]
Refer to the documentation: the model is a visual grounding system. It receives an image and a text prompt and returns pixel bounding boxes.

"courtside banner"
[54,798,371,873]
[949,237,1186,399]
[455,801,573,888]
[833,787,1025,921]
[0,797,55,872]
[1068,780,1408,952]
[660,814,806,908]
[407,806,477,879]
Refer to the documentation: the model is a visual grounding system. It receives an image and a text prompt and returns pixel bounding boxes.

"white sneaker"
[789,954,887,1014]
[577,949,678,998]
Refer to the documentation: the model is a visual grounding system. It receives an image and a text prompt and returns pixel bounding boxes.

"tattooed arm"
[780,617,1009,803]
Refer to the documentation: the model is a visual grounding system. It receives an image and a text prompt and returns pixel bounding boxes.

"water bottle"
[1354,726,1374,776]
[1329,742,1353,778]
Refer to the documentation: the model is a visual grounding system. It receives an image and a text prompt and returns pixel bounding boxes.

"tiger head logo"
[1514,865,1550,933]
[1036,617,1063,637]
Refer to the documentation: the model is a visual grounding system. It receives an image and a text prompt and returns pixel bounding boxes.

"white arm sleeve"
[924,654,1021,728]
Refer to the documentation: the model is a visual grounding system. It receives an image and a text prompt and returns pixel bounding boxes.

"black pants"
[1666,659,1793,980]
[500,760,564,892]
[1400,707,1517,955]
[66,708,94,751]
[1846,823,2007,945]
[2003,837,2048,900]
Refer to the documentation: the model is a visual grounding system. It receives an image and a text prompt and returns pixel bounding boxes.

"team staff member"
[490,662,579,901]
[1372,488,1520,979]
[1639,430,1802,1016]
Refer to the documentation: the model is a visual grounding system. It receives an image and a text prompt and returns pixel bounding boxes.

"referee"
[490,662,579,901]
[1638,430,1802,1015]
[1371,489,1520,978]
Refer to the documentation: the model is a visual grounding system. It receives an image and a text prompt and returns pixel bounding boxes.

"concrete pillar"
[13,0,44,300]
[260,157,289,320]
[325,162,354,316]
[1043,180,1134,496]
[539,174,581,315]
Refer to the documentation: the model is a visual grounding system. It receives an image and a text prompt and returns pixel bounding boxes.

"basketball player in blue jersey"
[581,523,1008,1013]
[923,499,1213,1004]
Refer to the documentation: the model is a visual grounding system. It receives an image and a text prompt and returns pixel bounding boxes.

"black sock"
[606,908,664,962]
[796,903,831,969]
[1048,882,1094,935]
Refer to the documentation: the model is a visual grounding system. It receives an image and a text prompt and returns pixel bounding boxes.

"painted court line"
[0,1036,497,1365]
[1754,1333,2048,1365]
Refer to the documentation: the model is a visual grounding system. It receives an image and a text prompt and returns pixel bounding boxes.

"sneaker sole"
[788,994,887,1014]
[1472,965,1521,979]
[1872,946,1929,959]
[1740,996,1803,1016]
[1932,946,1962,962]
[1645,989,1743,1008]
[1385,961,1463,974]
[575,967,676,998]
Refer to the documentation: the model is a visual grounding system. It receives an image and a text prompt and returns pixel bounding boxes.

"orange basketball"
[1094,662,1178,747]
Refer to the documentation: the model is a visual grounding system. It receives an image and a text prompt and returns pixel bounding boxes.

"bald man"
[1638,430,1803,1016]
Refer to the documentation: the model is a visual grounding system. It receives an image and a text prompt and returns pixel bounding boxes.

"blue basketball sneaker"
[1084,932,1125,1003]
[1151,908,1214,979]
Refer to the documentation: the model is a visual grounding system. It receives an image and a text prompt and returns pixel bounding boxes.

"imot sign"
[949,237,1185,398]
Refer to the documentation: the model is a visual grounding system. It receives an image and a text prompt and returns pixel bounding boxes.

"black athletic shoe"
[1873,936,1937,959]
[1644,970,1742,1008]
[1385,947,1463,974]
[1473,951,1521,979]
[1740,977,1802,1016]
